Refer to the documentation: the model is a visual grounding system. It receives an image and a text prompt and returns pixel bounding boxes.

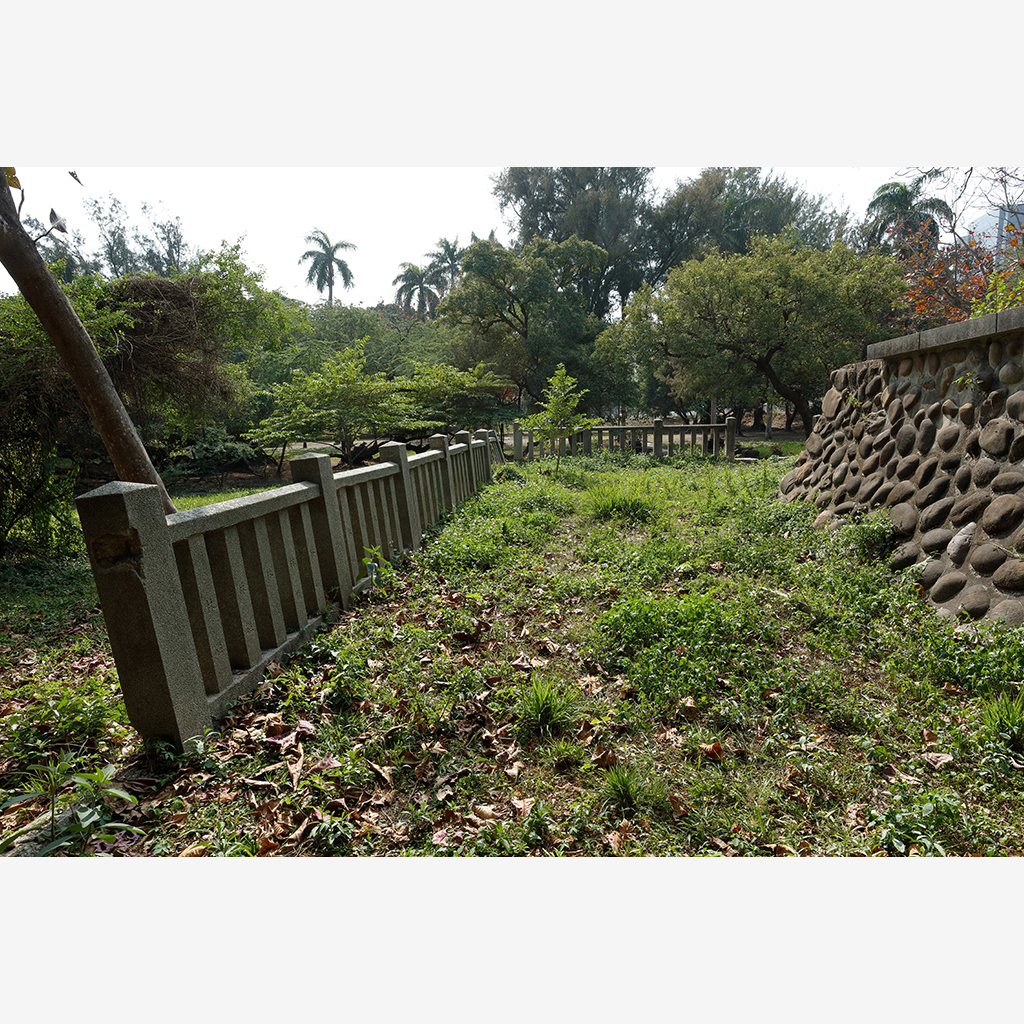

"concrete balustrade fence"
[75,429,500,748]
[511,417,737,462]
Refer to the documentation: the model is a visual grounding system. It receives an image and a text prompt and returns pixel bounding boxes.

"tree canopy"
[438,236,608,406]
[602,235,905,435]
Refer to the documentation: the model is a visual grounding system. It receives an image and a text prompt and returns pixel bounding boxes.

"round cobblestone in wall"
[805,433,825,458]
[989,599,1024,627]
[973,459,1000,487]
[829,445,849,467]
[920,497,956,533]
[951,490,992,525]
[919,557,947,590]
[965,432,982,458]
[1009,435,1024,462]
[878,439,898,466]
[885,480,918,506]
[992,470,1024,493]
[959,403,976,426]
[1006,390,1024,422]
[914,475,951,509]
[929,573,966,602]
[833,501,858,517]
[992,559,1024,590]
[888,502,919,537]
[947,522,977,563]
[832,462,849,486]
[954,466,974,494]
[936,424,961,451]
[871,482,896,508]
[860,451,881,476]
[896,454,920,480]
[916,419,938,454]
[821,388,844,419]
[890,543,921,571]
[1000,363,1024,386]
[916,456,940,488]
[895,424,917,456]
[979,418,1015,457]
[903,387,923,412]
[939,452,962,474]
[970,542,1009,575]
[957,586,992,619]
[921,528,955,553]
[980,389,1008,425]
[858,473,885,505]
[981,493,1024,534]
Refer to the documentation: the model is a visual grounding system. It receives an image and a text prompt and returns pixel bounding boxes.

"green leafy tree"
[398,362,510,434]
[392,262,443,319]
[522,364,600,474]
[439,236,608,406]
[299,229,356,307]
[605,235,904,436]
[246,344,416,468]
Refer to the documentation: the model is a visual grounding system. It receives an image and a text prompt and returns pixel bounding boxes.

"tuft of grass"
[516,677,577,740]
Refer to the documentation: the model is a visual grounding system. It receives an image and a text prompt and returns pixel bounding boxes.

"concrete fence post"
[474,429,493,482]
[289,453,353,609]
[429,433,456,510]
[75,481,210,749]
[380,441,423,552]
[582,429,592,455]
[454,430,475,492]
[726,417,737,461]
[653,418,663,459]
[513,422,523,463]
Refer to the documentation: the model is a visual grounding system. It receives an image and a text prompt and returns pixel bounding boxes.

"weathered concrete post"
[474,429,494,482]
[289,453,353,609]
[454,430,476,493]
[75,481,210,748]
[726,417,737,461]
[429,434,456,510]
[489,430,505,464]
[380,441,423,552]
[582,428,592,455]
[653,419,663,459]
[513,422,523,463]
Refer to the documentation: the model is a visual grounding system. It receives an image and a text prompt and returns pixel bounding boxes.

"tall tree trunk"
[0,177,176,514]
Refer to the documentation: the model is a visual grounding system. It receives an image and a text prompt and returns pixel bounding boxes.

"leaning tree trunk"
[0,177,176,514]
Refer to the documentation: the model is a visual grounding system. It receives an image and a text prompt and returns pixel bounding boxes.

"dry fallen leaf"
[512,797,535,818]
[922,752,953,769]
[698,742,724,762]
[179,844,209,857]
[921,728,939,743]
[681,697,699,722]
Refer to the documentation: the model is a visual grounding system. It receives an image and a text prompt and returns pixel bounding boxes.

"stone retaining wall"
[780,306,1024,626]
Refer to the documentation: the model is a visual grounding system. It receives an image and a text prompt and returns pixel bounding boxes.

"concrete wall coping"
[867,305,1024,360]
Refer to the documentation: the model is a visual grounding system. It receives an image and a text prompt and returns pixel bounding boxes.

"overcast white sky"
[2,165,907,308]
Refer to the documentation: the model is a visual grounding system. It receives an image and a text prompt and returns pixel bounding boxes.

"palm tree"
[392,262,443,318]
[424,236,466,296]
[866,170,954,257]
[298,229,356,306]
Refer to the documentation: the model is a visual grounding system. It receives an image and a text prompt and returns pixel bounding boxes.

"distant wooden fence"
[75,430,500,748]
[510,417,737,462]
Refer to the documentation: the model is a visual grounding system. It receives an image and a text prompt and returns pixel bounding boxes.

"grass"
[4,453,1024,856]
